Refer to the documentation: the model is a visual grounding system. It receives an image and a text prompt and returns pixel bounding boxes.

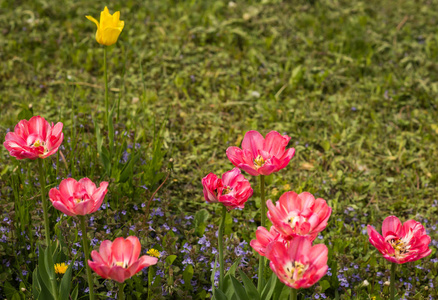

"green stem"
[37,158,59,300]
[80,216,95,300]
[257,175,266,293]
[390,263,396,300]
[118,282,125,300]
[37,159,51,247]
[148,266,153,299]
[104,46,109,127]
[218,205,227,290]
[290,288,297,300]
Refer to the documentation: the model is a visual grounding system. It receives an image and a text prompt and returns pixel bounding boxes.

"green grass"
[1,0,438,299]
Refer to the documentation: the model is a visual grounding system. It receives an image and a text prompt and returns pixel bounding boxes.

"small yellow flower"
[54,263,68,274]
[147,249,161,258]
[86,7,124,46]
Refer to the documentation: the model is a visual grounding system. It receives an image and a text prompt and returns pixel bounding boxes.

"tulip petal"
[241,130,264,158]
[108,266,130,283]
[88,261,110,279]
[52,201,76,216]
[100,27,122,46]
[99,240,113,262]
[59,178,78,198]
[126,236,142,265]
[263,131,290,158]
[382,216,402,238]
[112,237,133,266]
[78,178,97,196]
[86,15,100,28]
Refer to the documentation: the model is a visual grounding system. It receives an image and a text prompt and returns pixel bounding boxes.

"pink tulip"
[250,225,285,257]
[3,116,64,160]
[88,236,158,283]
[266,237,328,289]
[367,216,432,264]
[49,178,108,216]
[226,130,295,176]
[267,191,332,241]
[202,167,253,210]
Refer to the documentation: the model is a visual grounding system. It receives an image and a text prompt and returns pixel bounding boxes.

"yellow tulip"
[86,6,124,46]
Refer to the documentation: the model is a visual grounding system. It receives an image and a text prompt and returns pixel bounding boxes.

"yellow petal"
[100,27,122,46]
[100,7,112,29]
[112,11,120,25]
[86,15,99,29]
[117,20,125,31]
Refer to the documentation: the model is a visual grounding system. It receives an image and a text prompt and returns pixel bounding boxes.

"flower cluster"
[251,191,331,289]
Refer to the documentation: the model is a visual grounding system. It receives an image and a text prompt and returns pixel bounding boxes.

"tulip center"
[223,186,233,194]
[254,155,265,169]
[31,139,49,155]
[284,261,308,282]
[388,231,413,258]
[33,139,42,147]
[285,213,306,230]
[73,191,90,204]
[114,261,128,268]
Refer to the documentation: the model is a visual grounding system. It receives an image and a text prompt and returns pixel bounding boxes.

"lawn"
[0,0,437,299]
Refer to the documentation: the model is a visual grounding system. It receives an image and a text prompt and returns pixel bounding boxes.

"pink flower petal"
[241,130,265,158]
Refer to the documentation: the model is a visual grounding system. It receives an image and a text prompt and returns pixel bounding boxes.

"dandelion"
[54,263,68,275]
[147,248,161,258]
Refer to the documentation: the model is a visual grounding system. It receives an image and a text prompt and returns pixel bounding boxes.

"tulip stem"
[104,46,109,127]
[80,216,95,300]
[258,175,266,293]
[290,288,297,300]
[218,205,227,290]
[390,263,396,300]
[37,158,51,248]
[148,266,153,299]
[118,282,125,300]
[37,158,59,300]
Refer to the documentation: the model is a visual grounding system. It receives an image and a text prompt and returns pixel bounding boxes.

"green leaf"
[4,281,17,299]
[319,280,330,292]
[272,276,285,300]
[238,270,260,300]
[223,275,234,300]
[261,273,277,300]
[71,285,78,300]
[118,153,140,183]
[182,265,194,289]
[321,140,331,152]
[100,146,112,176]
[194,209,210,236]
[44,246,55,280]
[11,293,21,300]
[37,247,52,294]
[230,276,248,300]
[32,267,41,299]
[59,261,73,300]
[213,288,228,300]
[17,108,33,120]
[211,256,218,286]
[34,265,55,300]
[274,284,290,300]
[165,255,177,266]
[94,120,103,153]
[225,258,240,277]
